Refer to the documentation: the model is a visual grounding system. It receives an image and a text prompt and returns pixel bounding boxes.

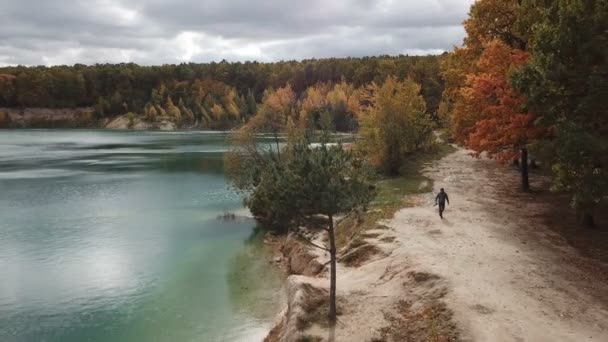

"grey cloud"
[137,0,468,38]
[0,0,473,66]
[233,25,466,61]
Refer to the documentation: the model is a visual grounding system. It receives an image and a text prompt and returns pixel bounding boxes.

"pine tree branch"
[296,233,330,252]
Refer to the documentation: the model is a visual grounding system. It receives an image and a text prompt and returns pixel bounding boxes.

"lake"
[0,130,283,342]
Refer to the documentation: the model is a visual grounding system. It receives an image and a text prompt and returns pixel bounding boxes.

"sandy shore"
[272,146,608,341]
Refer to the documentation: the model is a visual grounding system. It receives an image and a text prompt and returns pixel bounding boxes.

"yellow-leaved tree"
[299,84,330,130]
[326,81,360,131]
[357,76,434,175]
[165,96,182,121]
[247,84,297,156]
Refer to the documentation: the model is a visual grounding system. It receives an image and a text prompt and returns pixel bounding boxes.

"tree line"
[441,0,607,225]
[0,55,444,128]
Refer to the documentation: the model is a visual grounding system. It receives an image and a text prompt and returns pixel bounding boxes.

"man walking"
[435,188,449,219]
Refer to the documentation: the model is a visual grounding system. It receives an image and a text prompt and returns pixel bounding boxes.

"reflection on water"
[0,130,282,342]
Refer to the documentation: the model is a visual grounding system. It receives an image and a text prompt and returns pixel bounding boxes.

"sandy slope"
[307,147,608,341]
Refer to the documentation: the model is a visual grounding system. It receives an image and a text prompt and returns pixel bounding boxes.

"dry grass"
[376,299,459,342]
[361,232,381,239]
[296,335,323,342]
[380,236,396,243]
[264,320,284,342]
[375,272,460,342]
[348,235,367,250]
[340,244,382,267]
[408,271,441,283]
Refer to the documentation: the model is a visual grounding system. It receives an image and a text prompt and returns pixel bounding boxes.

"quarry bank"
[0,107,178,130]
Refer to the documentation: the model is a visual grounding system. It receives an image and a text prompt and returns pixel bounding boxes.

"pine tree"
[227,124,375,326]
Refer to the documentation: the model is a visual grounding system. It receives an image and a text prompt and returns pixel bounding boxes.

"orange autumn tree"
[455,40,544,191]
[440,0,526,134]
[441,0,546,191]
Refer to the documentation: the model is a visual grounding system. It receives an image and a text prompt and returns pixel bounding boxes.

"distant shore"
[0,107,236,130]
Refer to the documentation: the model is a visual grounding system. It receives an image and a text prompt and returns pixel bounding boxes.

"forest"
[441,0,606,225]
[0,55,444,129]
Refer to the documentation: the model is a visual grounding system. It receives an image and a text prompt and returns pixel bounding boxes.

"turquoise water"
[0,130,283,342]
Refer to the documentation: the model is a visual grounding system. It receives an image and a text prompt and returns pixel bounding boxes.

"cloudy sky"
[0,0,474,66]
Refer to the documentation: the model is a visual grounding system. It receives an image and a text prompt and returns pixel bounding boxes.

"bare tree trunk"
[521,148,529,192]
[327,214,337,326]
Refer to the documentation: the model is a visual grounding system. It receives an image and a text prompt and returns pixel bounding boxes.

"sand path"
[319,147,608,341]
[388,147,608,341]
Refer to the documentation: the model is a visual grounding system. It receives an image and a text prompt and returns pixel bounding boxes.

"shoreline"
[0,107,241,130]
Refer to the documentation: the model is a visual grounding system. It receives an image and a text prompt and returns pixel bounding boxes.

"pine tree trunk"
[582,213,595,227]
[521,148,529,192]
[327,214,337,326]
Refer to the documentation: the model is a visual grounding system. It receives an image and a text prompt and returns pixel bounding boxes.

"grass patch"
[372,143,457,217]
[374,175,431,206]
